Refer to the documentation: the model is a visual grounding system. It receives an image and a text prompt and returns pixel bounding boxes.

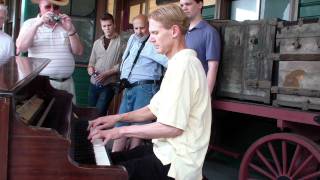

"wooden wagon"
[210,18,320,180]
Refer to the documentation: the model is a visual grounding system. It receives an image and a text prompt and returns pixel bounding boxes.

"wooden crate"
[215,20,277,104]
[273,19,320,110]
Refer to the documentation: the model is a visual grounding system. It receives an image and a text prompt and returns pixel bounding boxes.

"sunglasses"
[44,4,60,10]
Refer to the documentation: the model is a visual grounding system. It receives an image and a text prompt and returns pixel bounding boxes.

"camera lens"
[50,14,60,22]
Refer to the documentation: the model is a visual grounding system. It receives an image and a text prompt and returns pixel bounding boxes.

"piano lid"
[0,56,50,92]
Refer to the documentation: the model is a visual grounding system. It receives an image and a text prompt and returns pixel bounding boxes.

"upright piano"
[0,57,128,180]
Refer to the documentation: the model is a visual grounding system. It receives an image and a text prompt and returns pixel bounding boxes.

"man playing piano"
[88,4,211,180]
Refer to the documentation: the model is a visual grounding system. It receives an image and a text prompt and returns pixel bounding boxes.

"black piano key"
[70,120,96,165]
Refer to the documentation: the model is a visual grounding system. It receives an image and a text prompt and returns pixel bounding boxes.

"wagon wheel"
[239,133,320,180]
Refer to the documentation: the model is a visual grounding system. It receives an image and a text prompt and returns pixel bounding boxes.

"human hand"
[35,12,54,27]
[89,128,122,145]
[94,71,108,84]
[59,14,76,34]
[87,66,95,76]
[87,115,119,131]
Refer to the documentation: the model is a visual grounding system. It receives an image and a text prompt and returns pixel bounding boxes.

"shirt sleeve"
[121,35,133,61]
[9,39,14,56]
[155,60,193,130]
[88,41,98,67]
[113,38,128,70]
[19,18,35,36]
[206,27,221,61]
[148,91,161,116]
[148,43,168,68]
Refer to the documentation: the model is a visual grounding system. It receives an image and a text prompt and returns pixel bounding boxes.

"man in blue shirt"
[180,0,221,93]
[113,14,168,152]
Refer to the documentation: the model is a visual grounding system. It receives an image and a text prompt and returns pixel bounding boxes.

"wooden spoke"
[267,142,282,175]
[239,133,320,180]
[256,149,278,176]
[287,144,301,176]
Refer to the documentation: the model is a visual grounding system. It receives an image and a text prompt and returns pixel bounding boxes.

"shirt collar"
[99,33,118,40]
[134,34,149,42]
[188,20,206,32]
[170,49,196,62]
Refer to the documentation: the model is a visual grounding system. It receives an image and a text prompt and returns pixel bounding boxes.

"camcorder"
[111,79,131,94]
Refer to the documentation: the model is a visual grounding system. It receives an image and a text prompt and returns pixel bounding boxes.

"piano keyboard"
[70,120,111,165]
[93,139,111,165]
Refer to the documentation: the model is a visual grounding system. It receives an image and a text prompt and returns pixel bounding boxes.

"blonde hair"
[148,4,189,35]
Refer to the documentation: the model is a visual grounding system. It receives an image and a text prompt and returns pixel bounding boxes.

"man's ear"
[171,25,180,39]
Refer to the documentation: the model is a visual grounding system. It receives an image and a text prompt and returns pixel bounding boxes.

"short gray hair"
[0,4,8,15]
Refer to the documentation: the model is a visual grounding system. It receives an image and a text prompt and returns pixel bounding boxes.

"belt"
[49,77,70,82]
[128,80,160,88]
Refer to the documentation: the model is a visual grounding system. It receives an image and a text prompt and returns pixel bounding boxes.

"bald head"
[132,14,149,38]
[132,14,148,25]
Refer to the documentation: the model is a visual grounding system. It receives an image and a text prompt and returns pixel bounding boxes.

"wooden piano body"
[0,57,128,180]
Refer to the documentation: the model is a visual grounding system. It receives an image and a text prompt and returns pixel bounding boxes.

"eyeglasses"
[44,4,60,11]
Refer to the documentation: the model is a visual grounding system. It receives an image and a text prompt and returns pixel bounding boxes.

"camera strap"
[122,35,149,79]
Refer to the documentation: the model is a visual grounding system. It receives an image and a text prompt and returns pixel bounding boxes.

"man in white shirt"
[88,4,211,180]
[0,4,14,62]
[16,0,83,102]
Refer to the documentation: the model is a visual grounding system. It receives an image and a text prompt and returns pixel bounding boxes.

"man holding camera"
[16,0,83,103]
[113,14,168,152]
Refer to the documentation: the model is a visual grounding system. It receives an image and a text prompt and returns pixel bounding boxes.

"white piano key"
[92,139,111,165]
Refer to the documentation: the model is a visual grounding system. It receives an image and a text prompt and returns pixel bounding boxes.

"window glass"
[202,5,215,20]
[156,0,178,5]
[231,0,260,21]
[300,0,320,2]
[72,18,95,64]
[299,0,320,18]
[260,0,290,20]
[60,4,71,15]
[68,0,96,64]
[71,0,95,17]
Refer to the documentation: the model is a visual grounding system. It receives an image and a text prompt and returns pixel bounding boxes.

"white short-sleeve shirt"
[0,31,14,62]
[149,49,212,180]
[20,17,75,79]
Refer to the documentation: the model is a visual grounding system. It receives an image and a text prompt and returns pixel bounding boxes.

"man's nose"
[181,6,187,11]
[149,36,155,43]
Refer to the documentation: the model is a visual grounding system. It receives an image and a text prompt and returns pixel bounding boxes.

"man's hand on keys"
[88,127,122,145]
[87,115,120,131]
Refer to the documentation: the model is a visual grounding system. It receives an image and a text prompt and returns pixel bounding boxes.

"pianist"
[88,4,211,180]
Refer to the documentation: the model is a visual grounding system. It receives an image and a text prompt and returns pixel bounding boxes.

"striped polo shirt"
[20,17,75,79]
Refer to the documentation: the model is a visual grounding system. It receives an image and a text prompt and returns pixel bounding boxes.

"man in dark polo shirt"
[180,0,221,93]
